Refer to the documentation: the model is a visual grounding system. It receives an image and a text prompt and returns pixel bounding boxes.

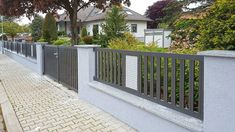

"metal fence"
[44,45,78,92]
[94,48,204,120]
[3,41,37,59]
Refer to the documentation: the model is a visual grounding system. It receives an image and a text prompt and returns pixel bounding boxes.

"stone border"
[0,81,23,132]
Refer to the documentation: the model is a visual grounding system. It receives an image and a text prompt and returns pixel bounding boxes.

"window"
[93,24,99,35]
[131,24,137,33]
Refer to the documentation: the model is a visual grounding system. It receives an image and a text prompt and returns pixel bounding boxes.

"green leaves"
[100,6,129,47]
[30,15,44,41]
[0,22,22,40]
[42,13,57,43]
[196,0,235,50]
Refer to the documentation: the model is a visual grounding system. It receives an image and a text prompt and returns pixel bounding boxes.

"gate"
[44,45,78,92]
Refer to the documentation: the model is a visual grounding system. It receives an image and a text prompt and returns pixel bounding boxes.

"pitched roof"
[56,6,151,22]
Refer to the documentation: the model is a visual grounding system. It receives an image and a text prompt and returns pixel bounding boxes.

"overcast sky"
[16,0,158,25]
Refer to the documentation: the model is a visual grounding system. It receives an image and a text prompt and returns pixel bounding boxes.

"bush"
[37,38,46,42]
[53,37,71,45]
[42,13,58,43]
[81,27,87,39]
[57,31,67,37]
[196,0,235,50]
[108,32,139,50]
[82,36,93,44]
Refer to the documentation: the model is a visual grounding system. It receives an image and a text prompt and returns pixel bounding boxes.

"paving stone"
[0,55,137,132]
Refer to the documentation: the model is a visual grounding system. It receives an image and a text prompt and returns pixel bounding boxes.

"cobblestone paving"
[0,55,136,132]
[0,107,6,132]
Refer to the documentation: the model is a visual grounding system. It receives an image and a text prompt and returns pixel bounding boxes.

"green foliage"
[162,1,183,27]
[57,31,67,37]
[30,15,44,41]
[100,6,129,47]
[109,32,168,52]
[196,0,235,50]
[171,0,235,51]
[82,36,93,44]
[42,13,58,43]
[37,38,46,42]
[81,27,87,39]
[0,22,22,40]
[53,37,71,45]
[108,32,139,50]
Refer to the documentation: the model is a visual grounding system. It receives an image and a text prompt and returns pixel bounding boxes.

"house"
[56,6,152,41]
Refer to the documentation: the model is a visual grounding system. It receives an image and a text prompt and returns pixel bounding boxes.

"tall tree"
[0,22,22,40]
[42,13,57,43]
[100,6,129,47]
[145,0,183,28]
[0,0,130,45]
[30,15,44,41]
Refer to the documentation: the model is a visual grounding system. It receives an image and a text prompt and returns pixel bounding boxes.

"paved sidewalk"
[0,55,136,132]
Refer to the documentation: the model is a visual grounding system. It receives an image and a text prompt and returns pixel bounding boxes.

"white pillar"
[77,45,101,95]
[35,42,48,75]
[0,41,3,54]
[198,50,235,132]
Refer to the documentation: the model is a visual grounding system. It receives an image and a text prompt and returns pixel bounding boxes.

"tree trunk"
[69,12,78,46]
[69,1,79,46]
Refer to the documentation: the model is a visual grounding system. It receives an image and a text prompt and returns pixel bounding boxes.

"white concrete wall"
[57,21,71,35]
[85,20,147,41]
[199,51,235,132]
[85,21,104,36]
[127,21,147,40]
[77,45,202,132]
[3,43,45,75]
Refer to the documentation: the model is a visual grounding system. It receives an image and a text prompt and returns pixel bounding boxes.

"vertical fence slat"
[114,52,117,84]
[107,51,110,82]
[103,51,106,81]
[189,60,195,111]
[199,60,204,119]
[144,56,148,95]
[156,57,161,100]
[164,58,168,101]
[95,49,98,79]
[171,58,176,105]
[138,55,142,92]
[110,52,113,83]
[150,56,154,97]
[122,53,126,87]
[117,53,121,85]
[179,60,185,108]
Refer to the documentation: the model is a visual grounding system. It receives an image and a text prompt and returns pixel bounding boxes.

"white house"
[56,6,152,41]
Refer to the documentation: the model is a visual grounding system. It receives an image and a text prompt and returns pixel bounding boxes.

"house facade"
[56,6,151,41]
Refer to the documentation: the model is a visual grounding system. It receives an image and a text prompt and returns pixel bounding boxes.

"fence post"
[198,50,235,132]
[35,42,47,75]
[76,45,101,95]
[0,41,3,54]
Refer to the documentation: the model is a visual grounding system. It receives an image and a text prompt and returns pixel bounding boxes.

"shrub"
[82,36,93,44]
[42,13,58,43]
[108,32,139,50]
[81,27,87,39]
[57,31,67,37]
[30,15,44,41]
[100,6,129,47]
[37,38,46,42]
[53,37,71,45]
[196,0,235,50]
